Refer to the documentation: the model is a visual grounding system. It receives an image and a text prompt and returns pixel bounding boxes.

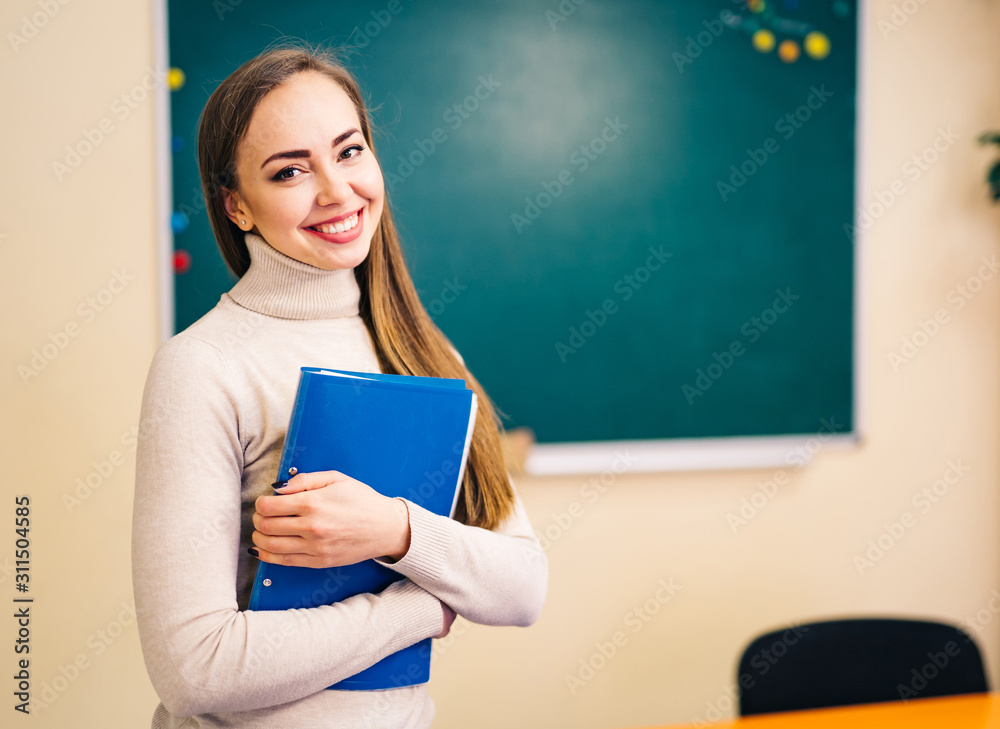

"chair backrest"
[737,618,989,716]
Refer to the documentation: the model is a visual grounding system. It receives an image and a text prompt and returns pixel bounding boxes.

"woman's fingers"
[249,543,332,569]
[255,492,306,517]
[251,517,347,562]
[253,512,306,536]
[251,531,308,556]
[249,471,395,568]
[272,470,348,494]
[250,529,358,568]
[255,470,353,516]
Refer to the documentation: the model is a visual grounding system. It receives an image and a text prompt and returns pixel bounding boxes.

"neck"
[227,233,362,320]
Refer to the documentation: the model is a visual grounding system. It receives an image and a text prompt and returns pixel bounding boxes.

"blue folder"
[247,367,477,690]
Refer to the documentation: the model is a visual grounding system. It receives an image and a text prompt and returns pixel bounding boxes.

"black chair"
[737,618,989,716]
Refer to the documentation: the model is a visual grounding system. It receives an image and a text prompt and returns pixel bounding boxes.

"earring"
[241,220,246,226]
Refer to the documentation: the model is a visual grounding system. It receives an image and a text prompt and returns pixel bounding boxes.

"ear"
[222,188,252,231]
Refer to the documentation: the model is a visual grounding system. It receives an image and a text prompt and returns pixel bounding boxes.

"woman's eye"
[272,167,302,181]
[340,144,365,160]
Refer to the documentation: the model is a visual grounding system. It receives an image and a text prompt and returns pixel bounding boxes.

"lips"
[309,211,359,234]
[304,208,364,244]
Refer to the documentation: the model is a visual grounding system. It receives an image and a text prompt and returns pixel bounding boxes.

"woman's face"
[224,71,384,270]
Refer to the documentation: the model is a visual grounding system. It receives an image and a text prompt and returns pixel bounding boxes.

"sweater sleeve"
[375,489,548,627]
[131,335,444,718]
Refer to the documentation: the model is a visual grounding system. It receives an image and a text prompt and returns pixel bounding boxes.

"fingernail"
[272,480,288,491]
[247,547,259,558]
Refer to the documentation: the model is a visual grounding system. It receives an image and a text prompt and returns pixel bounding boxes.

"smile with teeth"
[310,212,359,234]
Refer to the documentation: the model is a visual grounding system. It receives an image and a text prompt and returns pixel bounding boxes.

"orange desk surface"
[643,693,1000,728]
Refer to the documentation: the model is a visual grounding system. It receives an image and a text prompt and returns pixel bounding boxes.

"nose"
[315,166,352,208]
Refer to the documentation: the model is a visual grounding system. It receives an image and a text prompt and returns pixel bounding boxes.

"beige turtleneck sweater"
[131,233,547,728]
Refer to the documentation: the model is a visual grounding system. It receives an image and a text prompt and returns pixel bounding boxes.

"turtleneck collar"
[227,233,362,320]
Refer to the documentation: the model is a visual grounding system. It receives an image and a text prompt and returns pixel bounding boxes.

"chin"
[315,244,371,271]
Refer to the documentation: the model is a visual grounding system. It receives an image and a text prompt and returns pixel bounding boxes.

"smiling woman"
[222,72,384,270]
[131,45,547,728]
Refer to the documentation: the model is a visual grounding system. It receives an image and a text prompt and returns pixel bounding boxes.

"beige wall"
[2,0,999,727]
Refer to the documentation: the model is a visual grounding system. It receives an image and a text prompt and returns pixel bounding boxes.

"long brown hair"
[197,44,514,530]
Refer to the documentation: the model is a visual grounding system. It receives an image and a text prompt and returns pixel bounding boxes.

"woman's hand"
[250,470,411,568]
[436,602,457,639]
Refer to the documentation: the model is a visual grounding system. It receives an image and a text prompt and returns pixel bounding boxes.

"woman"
[131,45,547,728]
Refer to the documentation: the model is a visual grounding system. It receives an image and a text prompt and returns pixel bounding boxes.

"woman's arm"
[376,492,549,627]
[251,474,548,627]
[131,335,444,717]
[390,344,548,625]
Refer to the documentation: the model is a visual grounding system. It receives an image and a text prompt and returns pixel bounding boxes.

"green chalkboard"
[168,0,857,444]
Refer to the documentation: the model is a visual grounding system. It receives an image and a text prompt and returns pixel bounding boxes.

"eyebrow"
[259,128,362,169]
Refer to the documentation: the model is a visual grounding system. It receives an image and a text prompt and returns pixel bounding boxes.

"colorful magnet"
[777,39,800,63]
[752,29,776,53]
[167,67,186,91]
[804,31,831,59]
[171,211,190,234]
[173,249,192,274]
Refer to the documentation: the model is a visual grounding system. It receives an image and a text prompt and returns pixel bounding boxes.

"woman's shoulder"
[145,330,230,390]
[155,296,269,361]
[146,300,253,382]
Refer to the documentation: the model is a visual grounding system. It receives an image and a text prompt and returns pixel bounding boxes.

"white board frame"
[154,0,175,343]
